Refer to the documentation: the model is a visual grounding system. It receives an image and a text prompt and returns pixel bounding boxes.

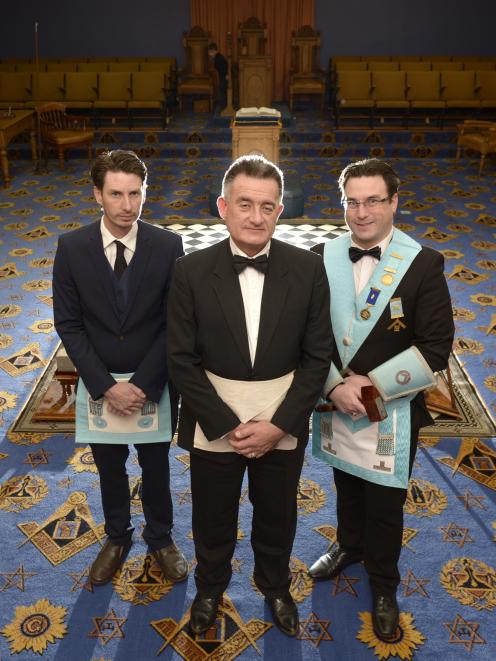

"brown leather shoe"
[89,539,132,585]
[152,543,188,582]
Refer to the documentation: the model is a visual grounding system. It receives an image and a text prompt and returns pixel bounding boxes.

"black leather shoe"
[308,546,362,580]
[267,593,299,637]
[189,594,222,635]
[89,539,132,585]
[152,543,188,582]
[372,594,400,642]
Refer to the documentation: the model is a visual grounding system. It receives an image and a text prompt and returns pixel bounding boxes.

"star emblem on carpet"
[68,566,93,593]
[89,608,127,645]
[297,612,333,647]
[456,489,487,509]
[0,564,36,591]
[331,572,360,597]
[443,613,486,651]
[440,522,473,547]
[400,568,430,598]
[23,447,51,468]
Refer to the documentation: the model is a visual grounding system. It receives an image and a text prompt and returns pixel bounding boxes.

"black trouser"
[190,445,305,599]
[90,442,173,551]
[333,428,419,596]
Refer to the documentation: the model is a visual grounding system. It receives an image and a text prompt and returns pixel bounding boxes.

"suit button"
[118,335,124,341]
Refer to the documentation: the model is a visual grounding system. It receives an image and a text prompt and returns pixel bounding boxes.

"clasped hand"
[104,382,146,416]
[328,374,372,417]
[227,420,285,459]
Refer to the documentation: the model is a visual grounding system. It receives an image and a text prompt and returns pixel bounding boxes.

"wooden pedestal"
[231,121,281,164]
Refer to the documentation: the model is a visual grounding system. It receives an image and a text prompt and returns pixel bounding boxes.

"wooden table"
[0,109,37,187]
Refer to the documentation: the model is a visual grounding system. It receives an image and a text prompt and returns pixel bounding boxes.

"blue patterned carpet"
[0,113,495,660]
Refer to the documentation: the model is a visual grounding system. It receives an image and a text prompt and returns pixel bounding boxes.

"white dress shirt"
[100,218,138,269]
[351,228,394,295]
[230,237,270,366]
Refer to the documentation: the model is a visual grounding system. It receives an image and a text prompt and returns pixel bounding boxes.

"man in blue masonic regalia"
[309,158,454,642]
[53,150,187,587]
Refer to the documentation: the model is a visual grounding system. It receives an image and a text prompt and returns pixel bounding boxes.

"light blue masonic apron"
[75,374,172,445]
[312,229,421,489]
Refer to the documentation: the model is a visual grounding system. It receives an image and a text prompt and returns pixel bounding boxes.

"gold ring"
[249,452,256,459]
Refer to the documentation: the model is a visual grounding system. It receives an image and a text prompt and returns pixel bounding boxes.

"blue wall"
[2,0,495,67]
[0,0,190,64]
[315,0,496,64]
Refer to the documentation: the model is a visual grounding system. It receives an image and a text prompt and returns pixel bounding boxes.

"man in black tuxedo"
[308,158,454,642]
[167,155,332,636]
[53,150,187,586]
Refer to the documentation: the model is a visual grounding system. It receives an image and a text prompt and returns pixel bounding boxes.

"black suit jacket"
[312,240,454,429]
[167,238,333,453]
[53,219,183,404]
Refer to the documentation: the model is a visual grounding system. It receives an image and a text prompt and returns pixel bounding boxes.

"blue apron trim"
[75,373,172,445]
[312,395,414,489]
[323,229,421,369]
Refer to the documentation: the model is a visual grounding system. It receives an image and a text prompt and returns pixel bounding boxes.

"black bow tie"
[348,246,381,263]
[232,254,269,274]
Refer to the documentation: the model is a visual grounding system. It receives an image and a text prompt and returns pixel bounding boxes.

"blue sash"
[75,373,172,445]
[323,229,421,368]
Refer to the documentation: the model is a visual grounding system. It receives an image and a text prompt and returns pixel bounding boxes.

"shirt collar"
[350,227,393,255]
[100,218,138,252]
[229,237,271,258]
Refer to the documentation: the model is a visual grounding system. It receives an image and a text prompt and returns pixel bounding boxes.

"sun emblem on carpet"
[357,611,425,660]
[1,598,67,654]
[150,595,270,658]
[67,446,98,473]
[113,553,175,605]
[440,557,496,611]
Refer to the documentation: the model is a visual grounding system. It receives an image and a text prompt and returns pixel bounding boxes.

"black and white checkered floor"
[169,223,347,253]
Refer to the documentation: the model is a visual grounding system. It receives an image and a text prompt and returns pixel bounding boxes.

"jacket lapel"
[254,239,289,368]
[211,240,252,371]
[121,220,150,325]
[87,221,121,323]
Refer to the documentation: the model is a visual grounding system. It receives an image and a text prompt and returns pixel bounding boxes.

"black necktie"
[232,254,269,274]
[114,240,127,279]
[348,246,381,263]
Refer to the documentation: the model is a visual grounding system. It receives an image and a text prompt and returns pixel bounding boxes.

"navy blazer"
[167,238,334,453]
[53,219,183,403]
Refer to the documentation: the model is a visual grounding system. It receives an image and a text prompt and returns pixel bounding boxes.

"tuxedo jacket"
[53,219,183,405]
[313,241,454,428]
[167,238,333,453]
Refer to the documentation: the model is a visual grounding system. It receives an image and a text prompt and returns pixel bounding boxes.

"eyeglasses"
[343,196,391,210]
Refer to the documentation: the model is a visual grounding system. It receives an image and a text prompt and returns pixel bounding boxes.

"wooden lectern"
[231,120,281,164]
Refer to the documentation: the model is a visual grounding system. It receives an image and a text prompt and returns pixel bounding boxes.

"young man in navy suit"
[53,150,187,586]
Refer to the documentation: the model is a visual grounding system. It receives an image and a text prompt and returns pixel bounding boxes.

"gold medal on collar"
[381,273,394,286]
[360,309,371,320]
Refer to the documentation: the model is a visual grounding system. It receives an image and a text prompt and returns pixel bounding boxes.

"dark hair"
[338,158,400,199]
[90,149,147,190]
[221,155,284,201]
[208,43,218,50]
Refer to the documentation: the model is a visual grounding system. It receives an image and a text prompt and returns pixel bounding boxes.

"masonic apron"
[312,229,421,488]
